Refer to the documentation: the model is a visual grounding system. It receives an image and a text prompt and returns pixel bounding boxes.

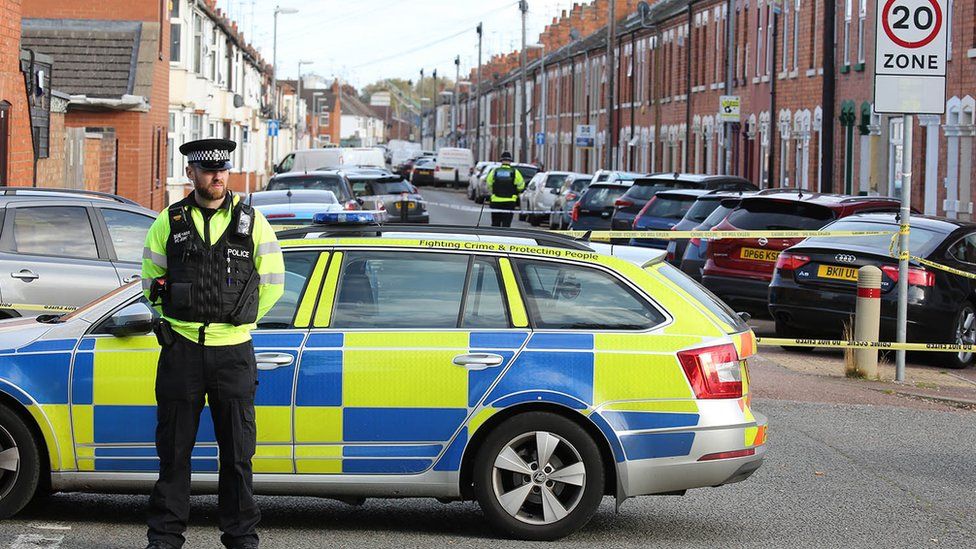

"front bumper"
[617,411,768,498]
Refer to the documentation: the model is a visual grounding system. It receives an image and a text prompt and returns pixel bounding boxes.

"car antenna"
[574,230,592,242]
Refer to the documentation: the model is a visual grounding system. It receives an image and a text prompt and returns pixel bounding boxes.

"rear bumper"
[701,274,771,315]
[617,412,768,498]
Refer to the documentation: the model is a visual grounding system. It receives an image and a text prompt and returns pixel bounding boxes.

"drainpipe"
[685,2,695,172]
[822,0,835,192]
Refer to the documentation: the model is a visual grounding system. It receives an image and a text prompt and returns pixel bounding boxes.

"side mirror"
[104,302,155,337]
[737,311,752,323]
[550,187,561,195]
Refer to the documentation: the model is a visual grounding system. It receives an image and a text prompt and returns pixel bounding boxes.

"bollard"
[854,265,882,378]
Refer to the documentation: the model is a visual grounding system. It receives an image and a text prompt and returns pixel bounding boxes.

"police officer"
[484,151,525,227]
[142,139,284,549]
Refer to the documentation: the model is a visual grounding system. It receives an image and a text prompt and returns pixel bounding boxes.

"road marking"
[10,534,64,549]
[27,524,71,531]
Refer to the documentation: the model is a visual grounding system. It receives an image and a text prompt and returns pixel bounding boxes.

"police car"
[0,216,766,541]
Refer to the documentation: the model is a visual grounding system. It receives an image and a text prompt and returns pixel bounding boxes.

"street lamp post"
[527,43,545,167]
[454,56,461,147]
[272,5,298,164]
[296,60,313,148]
[476,23,483,161]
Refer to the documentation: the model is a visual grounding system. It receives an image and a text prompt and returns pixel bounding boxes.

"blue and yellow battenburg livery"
[0,234,767,538]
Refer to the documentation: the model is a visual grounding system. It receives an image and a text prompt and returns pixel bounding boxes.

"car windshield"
[515,166,539,179]
[372,180,414,194]
[684,198,724,223]
[545,174,568,189]
[644,194,700,219]
[727,199,835,230]
[415,158,434,167]
[581,186,626,209]
[803,219,943,255]
[249,190,338,206]
[266,176,345,195]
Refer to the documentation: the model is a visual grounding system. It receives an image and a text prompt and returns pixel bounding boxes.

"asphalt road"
[3,188,972,548]
[420,187,535,228]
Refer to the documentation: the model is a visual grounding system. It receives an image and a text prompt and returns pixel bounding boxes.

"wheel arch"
[458,402,619,500]
[0,388,52,494]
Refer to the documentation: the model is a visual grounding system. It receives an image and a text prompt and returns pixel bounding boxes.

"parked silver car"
[0,187,157,318]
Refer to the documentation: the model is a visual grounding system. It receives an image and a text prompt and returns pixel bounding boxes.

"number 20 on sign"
[874,0,948,114]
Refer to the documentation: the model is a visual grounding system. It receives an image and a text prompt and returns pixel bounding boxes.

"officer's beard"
[195,180,227,201]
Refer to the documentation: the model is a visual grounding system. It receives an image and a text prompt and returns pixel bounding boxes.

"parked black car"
[610,173,757,237]
[410,157,437,186]
[676,195,752,281]
[768,213,976,368]
[569,182,632,231]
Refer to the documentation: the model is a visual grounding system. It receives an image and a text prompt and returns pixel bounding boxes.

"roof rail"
[839,195,899,203]
[275,223,596,251]
[0,186,140,206]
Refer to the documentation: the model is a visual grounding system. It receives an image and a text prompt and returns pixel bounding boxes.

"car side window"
[258,251,320,329]
[514,258,666,330]
[9,206,98,259]
[948,233,976,265]
[279,154,295,172]
[332,251,469,329]
[462,257,509,329]
[101,208,155,263]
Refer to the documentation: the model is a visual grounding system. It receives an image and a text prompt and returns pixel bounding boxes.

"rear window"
[515,166,539,180]
[655,263,749,331]
[581,185,626,209]
[267,176,346,195]
[644,194,699,219]
[803,219,943,256]
[699,203,736,229]
[623,183,673,201]
[684,198,723,223]
[545,174,568,189]
[372,180,413,194]
[570,177,588,192]
[727,199,835,230]
[249,191,337,206]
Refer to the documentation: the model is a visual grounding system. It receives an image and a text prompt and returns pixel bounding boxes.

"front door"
[70,249,322,474]
[293,249,527,475]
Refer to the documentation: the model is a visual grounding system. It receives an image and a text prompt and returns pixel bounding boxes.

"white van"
[340,147,387,168]
[276,149,344,173]
[434,147,474,187]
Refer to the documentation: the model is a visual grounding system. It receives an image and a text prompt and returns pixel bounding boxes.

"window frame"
[509,255,671,333]
[94,206,156,264]
[947,233,976,266]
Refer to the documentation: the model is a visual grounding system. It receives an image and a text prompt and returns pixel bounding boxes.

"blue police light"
[312,210,386,225]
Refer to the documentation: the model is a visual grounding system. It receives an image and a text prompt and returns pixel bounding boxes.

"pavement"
[2,186,973,547]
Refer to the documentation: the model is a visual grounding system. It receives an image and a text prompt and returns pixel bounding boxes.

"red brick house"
[0,0,36,186]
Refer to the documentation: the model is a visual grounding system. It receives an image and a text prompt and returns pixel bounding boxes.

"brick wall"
[34,109,64,185]
[82,134,101,192]
[24,0,170,211]
[0,0,34,185]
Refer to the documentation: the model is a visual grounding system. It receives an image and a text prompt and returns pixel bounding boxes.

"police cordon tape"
[0,302,77,312]
[757,337,976,352]
[551,229,897,240]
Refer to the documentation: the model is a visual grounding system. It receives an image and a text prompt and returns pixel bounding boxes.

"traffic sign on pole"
[873,0,948,114]
[535,132,545,145]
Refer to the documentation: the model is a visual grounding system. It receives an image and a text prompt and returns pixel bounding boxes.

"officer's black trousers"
[490,200,516,227]
[147,336,260,549]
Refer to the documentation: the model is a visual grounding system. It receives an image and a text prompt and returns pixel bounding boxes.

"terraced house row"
[458,0,976,218]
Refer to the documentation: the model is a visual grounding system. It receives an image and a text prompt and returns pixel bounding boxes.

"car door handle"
[123,274,141,284]
[452,353,505,370]
[11,270,38,281]
[255,352,294,371]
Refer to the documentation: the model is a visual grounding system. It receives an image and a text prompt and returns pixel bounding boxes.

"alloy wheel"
[0,424,20,501]
[955,308,975,364]
[491,431,586,525]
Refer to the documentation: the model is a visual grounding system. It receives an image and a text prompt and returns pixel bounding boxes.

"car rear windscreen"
[699,202,737,229]
[644,194,700,219]
[372,180,414,194]
[515,166,539,180]
[581,186,626,209]
[727,199,835,230]
[545,174,568,189]
[250,190,337,206]
[802,219,943,256]
[684,198,724,223]
[267,176,344,193]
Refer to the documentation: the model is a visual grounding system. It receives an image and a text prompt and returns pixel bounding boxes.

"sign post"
[575,124,595,148]
[719,95,741,123]
[873,0,948,381]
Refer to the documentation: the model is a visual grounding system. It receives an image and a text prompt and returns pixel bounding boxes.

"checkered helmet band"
[187,149,231,163]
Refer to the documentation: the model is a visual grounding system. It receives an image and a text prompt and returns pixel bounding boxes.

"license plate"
[817,264,858,281]
[740,247,780,262]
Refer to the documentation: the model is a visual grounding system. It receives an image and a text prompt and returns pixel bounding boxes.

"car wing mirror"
[737,311,752,323]
[105,302,155,337]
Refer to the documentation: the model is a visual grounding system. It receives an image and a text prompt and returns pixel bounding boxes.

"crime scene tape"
[885,227,976,280]
[552,229,897,240]
[0,302,78,312]
[757,337,976,352]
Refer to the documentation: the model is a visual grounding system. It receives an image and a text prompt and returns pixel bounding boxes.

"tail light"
[614,198,634,208]
[881,265,935,286]
[633,197,656,227]
[774,252,811,271]
[344,200,361,210]
[678,343,743,399]
[690,237,701,247]
[434,166,441,172]
[565,192,578,201]
[571,202,580,222]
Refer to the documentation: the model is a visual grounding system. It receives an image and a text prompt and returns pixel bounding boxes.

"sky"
[215,0,575,88]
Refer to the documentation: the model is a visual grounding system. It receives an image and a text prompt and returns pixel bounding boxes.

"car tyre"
[0,405,41,519]
[473,412,604,541]
[946,303,976,369]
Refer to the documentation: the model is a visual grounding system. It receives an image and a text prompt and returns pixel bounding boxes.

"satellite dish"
[569,28,581,41]
[233,94,244,108]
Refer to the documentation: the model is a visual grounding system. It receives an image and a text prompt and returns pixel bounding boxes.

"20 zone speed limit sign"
[874,0,948,114]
